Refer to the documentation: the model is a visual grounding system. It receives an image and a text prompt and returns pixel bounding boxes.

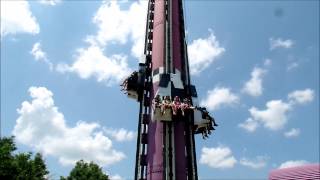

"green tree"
[0,136,17,179]
[14,152,34,179]
[0,136,49,180]
[32,153,49,179]
[61,160,109,180]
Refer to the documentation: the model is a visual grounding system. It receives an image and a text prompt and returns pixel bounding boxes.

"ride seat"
[153,106,172,122]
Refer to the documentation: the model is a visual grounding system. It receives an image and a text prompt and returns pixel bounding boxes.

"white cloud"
[104,128,136,142]
[240,88,315,132]
[270,38,294,50]
[239,100,292,132]
[109,174,125,180]
[13,86,125,166]
[31,42,46,60]
[279,160,308,169]
[288,89,314,105]
[92,0,147,58]
[1,0,40,37]
[242,67,266,97]
[200,87,239,111]
[249,100,291,130]
[188,31,225,75]
[287,62,299,71]
[39,0,61,6]
[30,42,53,70]
[56,1,148,84]
[200,146,237,169]
[264,59,272,66]
[238,118,259,132]
[57,44,131,85]
[284,128,300,138]
[239,156,268,169]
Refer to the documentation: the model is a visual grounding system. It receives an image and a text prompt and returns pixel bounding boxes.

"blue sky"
[1,0,319,179]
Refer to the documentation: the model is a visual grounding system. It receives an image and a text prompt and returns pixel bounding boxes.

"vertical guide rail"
[134,97,144,180]
[164,0,173,179]
[162,123,167,180]
[140,90,151,179]
[143,0,152,55]
[179,0,198,179]
[190,124,198,180]
[135,0,155,179]
[163,121,174,180]
[168,122,174,180]
[166,0,175,179]
[136,60,152,180]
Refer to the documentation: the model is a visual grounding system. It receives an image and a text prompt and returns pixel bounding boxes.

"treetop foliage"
[60,160,109,180]
[0,136,110,180]
[0,136,49,180]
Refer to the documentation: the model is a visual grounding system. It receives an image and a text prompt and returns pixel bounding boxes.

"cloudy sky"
[1,0,319,179]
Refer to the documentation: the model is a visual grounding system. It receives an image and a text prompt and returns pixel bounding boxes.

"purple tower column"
[130,0,205,179]
[147,0,188,179]
[147,0,165,179]
[172,0,187,179]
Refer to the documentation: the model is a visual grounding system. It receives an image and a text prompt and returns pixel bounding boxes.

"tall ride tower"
[121,0,217,179]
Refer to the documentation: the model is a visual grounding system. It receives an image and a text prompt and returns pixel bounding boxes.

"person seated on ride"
[130,71,138,78]
[120,78,128,91]
[172,96,181,115]
[161,96,172,115]
[152,94,162,111]
[180,97,195,116]
[210,115,218,127]
[200,126,209,139]
[199,107,218,127]
[120,71,138,91]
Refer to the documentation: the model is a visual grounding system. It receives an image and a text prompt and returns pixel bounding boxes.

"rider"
[172,96,181,115]
[152,94,162,111]
[161,96,172,115]
[198,107,218,127]
[180,97,195,116]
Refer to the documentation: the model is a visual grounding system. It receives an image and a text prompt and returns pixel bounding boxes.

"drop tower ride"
[121,0,217,179]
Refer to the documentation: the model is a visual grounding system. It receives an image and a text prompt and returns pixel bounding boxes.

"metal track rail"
[134,0,155,179]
